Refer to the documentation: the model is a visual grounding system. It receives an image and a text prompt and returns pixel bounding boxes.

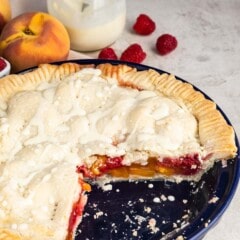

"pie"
[0,62,237,240]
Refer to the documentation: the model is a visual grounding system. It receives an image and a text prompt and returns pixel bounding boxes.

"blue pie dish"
[25,59,240,240]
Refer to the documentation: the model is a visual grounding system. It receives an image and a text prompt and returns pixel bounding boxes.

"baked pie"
[0,62,237,240]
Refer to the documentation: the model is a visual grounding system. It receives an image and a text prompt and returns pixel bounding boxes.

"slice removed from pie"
[0,62,237,240]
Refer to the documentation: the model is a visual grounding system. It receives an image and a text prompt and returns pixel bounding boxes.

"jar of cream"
[47,0,126,52]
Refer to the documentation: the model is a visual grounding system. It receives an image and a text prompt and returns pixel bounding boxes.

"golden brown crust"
[0,227,54,240]
[0,63,94,102]
[0,230,21,240]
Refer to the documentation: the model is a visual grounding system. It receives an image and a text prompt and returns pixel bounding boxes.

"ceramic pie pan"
[23,59,240,240]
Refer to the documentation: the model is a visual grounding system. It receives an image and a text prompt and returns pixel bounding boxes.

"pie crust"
[0,62,237,240]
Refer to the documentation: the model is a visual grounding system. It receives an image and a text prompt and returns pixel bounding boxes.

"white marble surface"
[9,0,240,239]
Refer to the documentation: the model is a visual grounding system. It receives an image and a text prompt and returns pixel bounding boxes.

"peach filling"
[77,153,201,178]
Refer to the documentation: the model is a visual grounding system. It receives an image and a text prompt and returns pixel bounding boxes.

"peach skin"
[0,12,70,73]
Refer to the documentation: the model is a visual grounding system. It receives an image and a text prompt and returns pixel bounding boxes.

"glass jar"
[47,0,126,52]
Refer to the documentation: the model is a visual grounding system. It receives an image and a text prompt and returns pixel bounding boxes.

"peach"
[0,12,70,73]
[0,0,11,33]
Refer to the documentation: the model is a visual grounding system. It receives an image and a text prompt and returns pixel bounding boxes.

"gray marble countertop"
[10,0,240,239]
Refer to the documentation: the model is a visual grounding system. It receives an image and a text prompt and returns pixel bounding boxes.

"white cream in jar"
[47,0,126,52]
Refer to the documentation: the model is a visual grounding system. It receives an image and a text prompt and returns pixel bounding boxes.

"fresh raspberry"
[120,43,146,63]
[0,58,7,71]
[98,47,118,60]
[156,34,178,55]
[133,14,156,35]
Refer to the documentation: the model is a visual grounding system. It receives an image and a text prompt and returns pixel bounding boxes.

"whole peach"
[0,12,70,73]
[0,0,11,33]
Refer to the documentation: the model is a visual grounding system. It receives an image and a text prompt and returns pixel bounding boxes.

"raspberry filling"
[0,58,7,71]
[77,156,124,178]
[77,154,202,178]
[157,153,201,175]
[66,180,91,240]
[68,199,84,234]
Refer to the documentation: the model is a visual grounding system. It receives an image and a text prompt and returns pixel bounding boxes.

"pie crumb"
[208,196,219,204]
[176,235,185,240]
[147,218,159,233]
[93,211,104,219]
[101,183,112,191]
[132,229,138,237]
[153,197,161,203]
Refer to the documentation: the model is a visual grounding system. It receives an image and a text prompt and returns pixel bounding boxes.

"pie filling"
[66,180,91,240]
[77,153,202,179]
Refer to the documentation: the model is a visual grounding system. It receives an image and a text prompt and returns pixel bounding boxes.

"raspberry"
[160,154,201,175]
[120,43,146,63]
[156,34,178,55]
[98,47,118,60]
[0,58,7,71]
[133,14,156,35]
[99,156,124,173]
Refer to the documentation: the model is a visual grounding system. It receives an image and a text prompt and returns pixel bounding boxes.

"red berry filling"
[66,180,90,240]
[99,156,124,173]
[77,165,94,178]
[77,153,201,178]
[77,156,124,178]
[0,58,7,71]
[157,153,201,175]
[68,200,85,233]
